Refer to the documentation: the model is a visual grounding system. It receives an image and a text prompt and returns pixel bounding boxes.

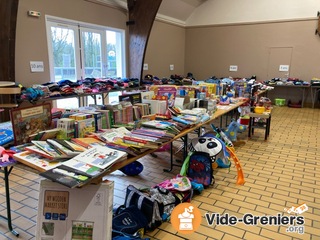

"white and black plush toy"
[189,137,223,161]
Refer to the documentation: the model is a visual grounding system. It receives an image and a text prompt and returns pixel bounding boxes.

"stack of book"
[24,139,87,160]
[39,145,128,188]
[90,127,145,156]
[140,120,180,135]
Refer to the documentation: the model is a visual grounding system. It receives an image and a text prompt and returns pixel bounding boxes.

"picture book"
[104,142,140,157]
[56,118,75,140]
[10,142,33,153]
[71,137,104,148]
[31,141,69,159]
[75,118,96,138]
[29,128,61,141]
[10,103,52,145]
[12,150,62,172]
[122,136,159,149]
[61,140,87,152]
[46,139,80,157]
[39,168,91,188]
[96,127,131,142]
[67,145,127,169]
[0,128,14,146]
[59,158,105,177]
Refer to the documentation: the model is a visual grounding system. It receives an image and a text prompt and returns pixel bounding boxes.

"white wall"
[187,0,320,26]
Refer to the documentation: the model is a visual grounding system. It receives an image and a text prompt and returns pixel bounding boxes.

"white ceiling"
[86,0,207,26]
[87,0,319,27]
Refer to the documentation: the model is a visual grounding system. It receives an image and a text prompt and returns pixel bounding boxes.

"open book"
[39,145,128,188]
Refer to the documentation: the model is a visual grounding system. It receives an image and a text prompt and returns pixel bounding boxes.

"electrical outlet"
[229,65,238,72]
[279,65,289,71]
[28,10,41,17]
[170,64,174,71]
[143,63,148,71]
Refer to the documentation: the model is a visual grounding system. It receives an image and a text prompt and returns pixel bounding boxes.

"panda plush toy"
[189,136,231,168]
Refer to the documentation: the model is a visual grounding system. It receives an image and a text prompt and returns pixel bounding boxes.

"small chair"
[248,112,271,140]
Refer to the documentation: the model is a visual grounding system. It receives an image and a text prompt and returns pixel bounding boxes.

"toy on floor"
[119,161,144,176]
[199,132,232,169]
[225,119,247,142]
[226,146,245,185]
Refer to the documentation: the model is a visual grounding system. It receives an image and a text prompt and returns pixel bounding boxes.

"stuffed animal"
[0,146,16,162]
[225,119,247,142]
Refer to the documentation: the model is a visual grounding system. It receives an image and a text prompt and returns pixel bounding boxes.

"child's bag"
[112,205,148,237]
[181,151,214,188]
[124,185,163,231]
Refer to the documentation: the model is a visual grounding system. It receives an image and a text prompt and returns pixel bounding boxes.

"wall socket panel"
[28,10,41,17]
[170,64,174,71]
[279,65,289,71]
[143,63,148,70]
[229,65,238,72]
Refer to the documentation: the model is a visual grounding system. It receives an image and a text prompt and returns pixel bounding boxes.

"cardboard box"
[36,179,114,240]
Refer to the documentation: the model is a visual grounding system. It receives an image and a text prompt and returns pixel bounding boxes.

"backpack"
[181,151,214,188]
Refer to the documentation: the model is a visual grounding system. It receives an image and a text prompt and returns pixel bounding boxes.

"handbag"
[124,185,163,231]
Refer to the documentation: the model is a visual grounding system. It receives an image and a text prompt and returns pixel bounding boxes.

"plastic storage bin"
[274,98,286,106]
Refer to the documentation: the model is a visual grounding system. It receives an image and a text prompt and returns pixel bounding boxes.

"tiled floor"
[0,106,319,240]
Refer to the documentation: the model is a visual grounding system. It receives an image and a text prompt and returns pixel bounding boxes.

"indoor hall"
[1,106,319,240]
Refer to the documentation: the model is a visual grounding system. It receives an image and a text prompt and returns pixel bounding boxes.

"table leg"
[0,167,19,237]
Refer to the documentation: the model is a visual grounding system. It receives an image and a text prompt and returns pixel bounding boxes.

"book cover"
[46,139,80,157]
[25,145,68,160]
[67,145,127,169]
[76,118,95,138]
[71,137,104,148]
[63,140,87,152]
[97,127,131,142]
[10,103,52,145]
[59,159,105,177]
[0,128,14,146]
[31,141,68,159]
[122,138,158,149]
[13,150,62,172]
[39,168,91,188]
[104,142,140,157]
[29,128,61,141]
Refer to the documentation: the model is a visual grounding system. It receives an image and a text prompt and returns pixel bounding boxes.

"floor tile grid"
[0,106,319,240]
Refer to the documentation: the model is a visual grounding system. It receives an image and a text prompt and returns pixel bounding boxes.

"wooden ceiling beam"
[127,0,162,80]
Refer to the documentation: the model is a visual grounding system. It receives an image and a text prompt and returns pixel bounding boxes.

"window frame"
[45,15,126,108]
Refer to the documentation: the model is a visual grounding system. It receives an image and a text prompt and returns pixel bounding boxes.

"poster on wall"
[36,179,114,240]
[10,103,52,145]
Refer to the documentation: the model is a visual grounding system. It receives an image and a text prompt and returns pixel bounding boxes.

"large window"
[46,16,125,108]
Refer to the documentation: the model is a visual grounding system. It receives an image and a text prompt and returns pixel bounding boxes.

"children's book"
[71,137,104,148]
[25,145,68,160]
[66,145,127,169]
[39,168,91,188]
[59,158,105,177]
[63,140,87,152]
[29,128,61,141]
[30,141,69,159]
[10,103,52,145]
[75,118,96,138]
[46,139,80,157]
[12,150,62,172]
[0,128,14,146]
[96,127,131,142]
